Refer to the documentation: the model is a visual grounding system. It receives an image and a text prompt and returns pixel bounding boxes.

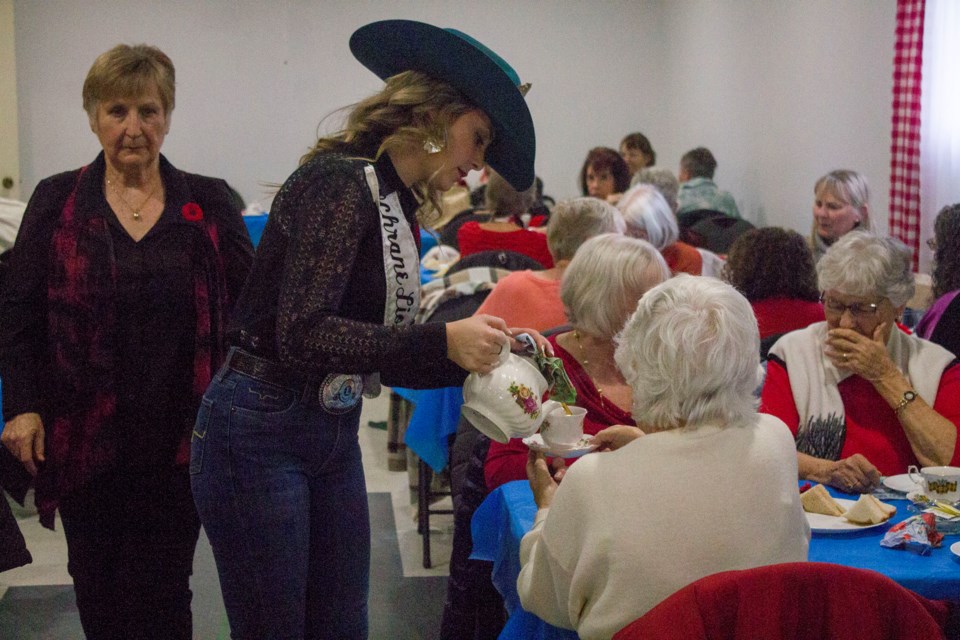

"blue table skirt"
[242,212,268,247]
[473,480,960,640]
[395,386,464,472]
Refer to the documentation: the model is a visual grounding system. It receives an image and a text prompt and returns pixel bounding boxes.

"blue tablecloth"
[472,480,960,640]
[394,229,463,472]
[396,386,464,473]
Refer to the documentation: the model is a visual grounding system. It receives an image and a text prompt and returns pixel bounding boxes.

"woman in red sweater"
[484,234,670,489]
[456,170,553,267]
[722,227,824,340]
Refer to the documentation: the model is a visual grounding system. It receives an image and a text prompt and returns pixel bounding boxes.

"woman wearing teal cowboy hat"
[190,20,540,639]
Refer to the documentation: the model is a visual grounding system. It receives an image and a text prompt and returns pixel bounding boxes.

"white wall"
[13,1,895,235]
[654,0,895,233]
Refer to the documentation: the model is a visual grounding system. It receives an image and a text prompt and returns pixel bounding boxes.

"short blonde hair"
[561,234,669,339]
[82,44,175,116]
[546,197,624,262]
[814,169,871,231]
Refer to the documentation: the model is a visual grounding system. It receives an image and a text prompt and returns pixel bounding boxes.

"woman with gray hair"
[484,233,668,488]
[762,231,960,493]
[631,166,679,213]
[618,183,705,275]
[518,276,809,640]
[0,44,254,638]
[472,197,625,330]
[810,169,872,262]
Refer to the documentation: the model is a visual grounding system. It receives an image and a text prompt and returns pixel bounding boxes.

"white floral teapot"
[461,337,572,443]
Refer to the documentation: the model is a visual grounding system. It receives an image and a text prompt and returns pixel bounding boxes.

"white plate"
[950,541,960,565]
[523,433,598,458]
[805,498,895,534]
[882,474,923,494]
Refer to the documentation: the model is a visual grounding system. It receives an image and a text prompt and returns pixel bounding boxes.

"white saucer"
[882,474,922,494]
[523,433,598,458]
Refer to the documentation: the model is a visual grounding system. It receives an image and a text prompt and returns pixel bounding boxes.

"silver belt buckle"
[319,373,363,414]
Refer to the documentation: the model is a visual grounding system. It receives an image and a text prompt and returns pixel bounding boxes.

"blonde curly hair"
[302,70,479,224]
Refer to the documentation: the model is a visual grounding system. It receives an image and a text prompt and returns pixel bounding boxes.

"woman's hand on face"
[825,324,899,382]
[593,425,645,452]
[446,315,511,374]
[820,454,881,493]
[507,328,554,357]
[527,449,559,509]
[0,412,45,476]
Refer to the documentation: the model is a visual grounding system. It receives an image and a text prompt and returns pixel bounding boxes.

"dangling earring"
[423,139,442,154]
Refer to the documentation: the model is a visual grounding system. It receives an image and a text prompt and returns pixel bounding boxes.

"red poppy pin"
[182,202,204,222]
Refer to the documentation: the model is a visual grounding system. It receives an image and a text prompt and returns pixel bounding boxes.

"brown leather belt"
[224,348,318,393]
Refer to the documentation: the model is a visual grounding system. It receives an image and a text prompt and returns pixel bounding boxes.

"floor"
[0,391,455,639]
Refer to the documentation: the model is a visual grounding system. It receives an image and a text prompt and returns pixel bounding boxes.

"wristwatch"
[895,390,917,416]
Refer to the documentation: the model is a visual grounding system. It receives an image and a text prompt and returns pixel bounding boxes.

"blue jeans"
[191,359,369,640]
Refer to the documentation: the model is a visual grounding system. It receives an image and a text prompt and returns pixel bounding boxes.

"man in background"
[676,147,740,218]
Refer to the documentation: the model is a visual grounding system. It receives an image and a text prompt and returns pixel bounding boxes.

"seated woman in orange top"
[456,170,553,267]
[472,197,624,331]
[618,183,703,275]
[722,227,824,340]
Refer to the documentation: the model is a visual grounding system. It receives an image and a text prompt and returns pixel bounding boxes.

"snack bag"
[879,513,943,555]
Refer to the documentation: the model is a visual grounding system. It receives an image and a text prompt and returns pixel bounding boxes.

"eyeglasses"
[927,238,937,250]
[820,294,881,319]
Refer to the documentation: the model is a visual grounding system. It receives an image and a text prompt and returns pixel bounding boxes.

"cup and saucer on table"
[899,465,960,533]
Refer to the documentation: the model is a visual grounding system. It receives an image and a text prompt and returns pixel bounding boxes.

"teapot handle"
[496,339,512,367]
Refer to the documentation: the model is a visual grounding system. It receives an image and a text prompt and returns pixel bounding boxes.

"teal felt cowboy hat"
[350,19,536,191]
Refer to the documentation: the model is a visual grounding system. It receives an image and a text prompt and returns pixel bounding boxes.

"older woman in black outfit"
[0,45,253,639]
[190,20,541,640]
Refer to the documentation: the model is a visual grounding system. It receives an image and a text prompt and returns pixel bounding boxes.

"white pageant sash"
[361,164,421,396]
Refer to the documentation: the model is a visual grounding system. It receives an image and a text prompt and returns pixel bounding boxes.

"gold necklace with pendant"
[106,177,159,221]
[574,329,606,408]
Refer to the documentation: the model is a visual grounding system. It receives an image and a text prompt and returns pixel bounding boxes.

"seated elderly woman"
[517,276,809,640]
[917,203,960,357]
[484,234,669,489]
[762,231,960,492]
[618,183,703,275]
[632,167,679,213]
[472,197,624,330]
[722,227,824,340]
[456,170,553,268]
[810,169,872,262]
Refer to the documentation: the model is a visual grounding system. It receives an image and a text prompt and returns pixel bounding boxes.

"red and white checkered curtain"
[889,0,925,270]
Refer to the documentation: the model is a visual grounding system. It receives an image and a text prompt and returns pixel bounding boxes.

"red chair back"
[612,562,953,640]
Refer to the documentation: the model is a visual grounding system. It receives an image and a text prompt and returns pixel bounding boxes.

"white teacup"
[908,465,960,502]
[540,405,587,450]
[462,348,553,443]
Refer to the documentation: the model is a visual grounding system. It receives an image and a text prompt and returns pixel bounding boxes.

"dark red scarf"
[36,164,227,528]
